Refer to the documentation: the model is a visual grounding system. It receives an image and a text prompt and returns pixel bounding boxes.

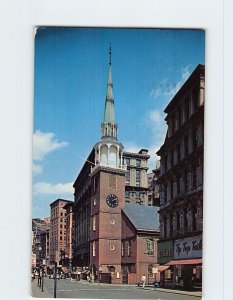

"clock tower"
[89,46,126,283]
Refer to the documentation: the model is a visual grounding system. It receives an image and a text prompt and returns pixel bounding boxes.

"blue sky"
[32,27,205,218]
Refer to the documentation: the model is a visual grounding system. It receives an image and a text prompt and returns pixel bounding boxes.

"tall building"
[156,64,204,290]
[123,149,150,204]
[147,166,160,207]
[63,201,74,271]
[73,47,159,284]
[32,218,50,267]
[49,198,73,265]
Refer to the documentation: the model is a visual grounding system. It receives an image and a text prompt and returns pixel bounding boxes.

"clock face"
[106,194,119,208]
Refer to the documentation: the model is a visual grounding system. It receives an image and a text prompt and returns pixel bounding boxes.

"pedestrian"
[141,274,147,289]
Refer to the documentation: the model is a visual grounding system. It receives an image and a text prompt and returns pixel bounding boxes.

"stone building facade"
[123,150,150,205]
[32,218,50,267]
[147,166,160,207]
[156,64,204,290]
[73,150,94,267]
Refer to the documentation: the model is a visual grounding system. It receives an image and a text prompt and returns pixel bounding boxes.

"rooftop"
[50,198,73,207]
[122,203,160,232]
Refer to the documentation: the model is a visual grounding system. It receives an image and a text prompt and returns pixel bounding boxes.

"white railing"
[91,162,127,173]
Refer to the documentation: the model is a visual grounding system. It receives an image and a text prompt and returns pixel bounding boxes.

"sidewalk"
[144,286,202,298]
[31,279,52,298]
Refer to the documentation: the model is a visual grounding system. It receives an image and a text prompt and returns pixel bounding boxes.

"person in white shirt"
[141,274,147,288]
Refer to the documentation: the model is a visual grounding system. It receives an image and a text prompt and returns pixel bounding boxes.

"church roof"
[122,203,160,232]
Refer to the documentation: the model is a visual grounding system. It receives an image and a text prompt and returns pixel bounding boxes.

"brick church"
[73,47,160,284]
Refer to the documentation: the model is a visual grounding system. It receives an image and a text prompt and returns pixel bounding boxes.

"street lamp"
[38,246,44,292]
[54,262,58,298]
[37,246,42,287]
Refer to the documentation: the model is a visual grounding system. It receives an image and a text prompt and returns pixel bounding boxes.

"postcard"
[31,27,205,299]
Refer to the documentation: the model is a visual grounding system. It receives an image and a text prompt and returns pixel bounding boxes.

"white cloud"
[122,109,167,172]
[32,163,43,176]
[148,109,164,127]
[33,130,69,161]
[123,142,143,154]
[144,109,167,170]
[146,65,193,163]
[145,66,193,170]
[33,181,73,196]
[181,65,192,80]
[150,65,192,100]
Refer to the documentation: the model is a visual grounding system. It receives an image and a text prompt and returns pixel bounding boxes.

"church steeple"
[93,45,124,171]
[101,44,118,140]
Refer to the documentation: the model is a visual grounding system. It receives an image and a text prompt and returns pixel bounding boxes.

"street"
[32,277,202,299]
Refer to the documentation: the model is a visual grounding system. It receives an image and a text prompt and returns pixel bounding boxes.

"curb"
[76,281,202,297]
[144,287,202,298]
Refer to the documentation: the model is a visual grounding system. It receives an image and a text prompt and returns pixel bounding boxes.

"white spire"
[101,44,118,140]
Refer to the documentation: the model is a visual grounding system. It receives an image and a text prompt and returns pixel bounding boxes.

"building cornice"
[157,106,204,156]
[164,64,205,114]
[89,164,126,177]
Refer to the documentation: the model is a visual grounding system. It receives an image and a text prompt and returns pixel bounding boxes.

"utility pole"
[54,262,57,298]
[41,267,44,292]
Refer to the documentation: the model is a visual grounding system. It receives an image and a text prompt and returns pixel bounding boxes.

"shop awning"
[158,266,170,272]
[166,259,202,266]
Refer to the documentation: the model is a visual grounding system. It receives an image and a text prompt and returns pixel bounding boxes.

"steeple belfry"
[101,45,118,140]
[93,45,124,171]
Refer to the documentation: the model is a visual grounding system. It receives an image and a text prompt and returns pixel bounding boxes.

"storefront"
[166,235,202,290]
[157,240,174,288]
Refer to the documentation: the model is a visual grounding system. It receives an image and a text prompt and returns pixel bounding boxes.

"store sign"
[152,267,158,274]
[32,254,36,267]
[174,235,202,259]
[158,240,174,264]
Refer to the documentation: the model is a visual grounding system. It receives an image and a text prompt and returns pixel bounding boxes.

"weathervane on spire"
[109,43,112,65]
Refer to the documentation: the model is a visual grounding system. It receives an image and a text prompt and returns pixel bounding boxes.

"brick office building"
[73,47,159,284]
[49,199,73,266]
[156,64,204,290]
[62,201,74,271]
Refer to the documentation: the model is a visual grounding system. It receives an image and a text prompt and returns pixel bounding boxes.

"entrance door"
[99,273,111,284]
[122,271,128,284]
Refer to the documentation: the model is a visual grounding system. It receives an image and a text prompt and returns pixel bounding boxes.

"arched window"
[100,145,108,166]
[109,145,117,168]
[93,215,96,231]
[93,241,96,257]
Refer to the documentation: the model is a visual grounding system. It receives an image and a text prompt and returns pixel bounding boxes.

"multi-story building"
[147,166,160,207]
[63,201,74,271]
[156,64,204,290]
[73,47,159,284]
[49,198,73,266]
[123,150,150,205]
[44,217,51,225]
[32,218,50,267]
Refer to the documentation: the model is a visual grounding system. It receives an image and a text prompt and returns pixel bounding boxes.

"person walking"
[141,274,147,289]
